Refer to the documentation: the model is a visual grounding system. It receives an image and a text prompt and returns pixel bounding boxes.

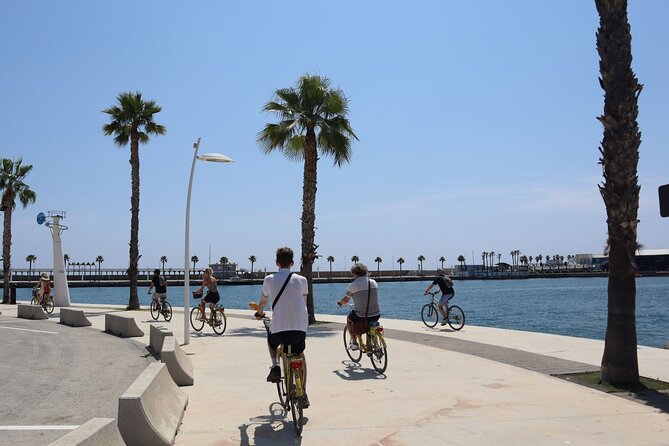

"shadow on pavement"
[333,360,387,381]
[239,402,304,446]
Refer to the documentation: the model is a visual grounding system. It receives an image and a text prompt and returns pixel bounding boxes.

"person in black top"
[424,269,455,326]
[148,268,168,308]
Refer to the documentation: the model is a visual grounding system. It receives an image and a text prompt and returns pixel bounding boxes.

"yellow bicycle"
[342,309,388,374]
[31,291,54,314]
[250,302,306,435]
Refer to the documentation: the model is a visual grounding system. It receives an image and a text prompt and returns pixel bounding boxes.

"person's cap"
[436,268,445,274]
[40,272,49,280]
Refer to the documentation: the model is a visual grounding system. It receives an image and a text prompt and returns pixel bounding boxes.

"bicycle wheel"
[44,298,54,314]
[150,301,160,320]
[212,308,226,335]
[189,306,204,331]
[289,372,304,435]
[343,325,362,362]
[447,305,465,331]
[162,302,173,322]
[421,303,438,328]
[370,333,388,374]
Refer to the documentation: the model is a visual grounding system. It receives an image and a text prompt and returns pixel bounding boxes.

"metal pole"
[184,137,201,345]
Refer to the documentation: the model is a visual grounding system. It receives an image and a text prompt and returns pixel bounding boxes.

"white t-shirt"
[262,268,308,333]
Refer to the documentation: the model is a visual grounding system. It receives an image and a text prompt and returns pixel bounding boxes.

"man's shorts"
[203,291,220,304]
[268,330,306,355]
[348,310,381,324]
[152,292,167,300]
[438,292,454,306]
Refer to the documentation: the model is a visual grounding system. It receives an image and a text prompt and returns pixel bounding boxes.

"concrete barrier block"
[60,308,92,327]
[161,336,194,386]
[17,303,48,320]
[150,324,173,355]
[117,362,188,446]
[48,417,124,446]
[104,313,144,338]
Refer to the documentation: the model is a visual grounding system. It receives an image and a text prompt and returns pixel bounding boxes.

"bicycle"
[31,290,54,314]
[250,302,306,435]
[149,297,173,322]
[189,292,226,335]
[341,304,388,374]
[421,291,465,330]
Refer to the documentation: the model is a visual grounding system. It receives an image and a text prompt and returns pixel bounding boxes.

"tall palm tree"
[1,158,36,303]
[397,257,405,274]
[102,91,166,310]
[160,256,168,275]
[219,256,228,278]
[191,255,199,271]
[64,254,70,273]
[249,255,257,274]
[439,256,446,269]
[95,255,104,276]
[417,255,425,272]
[326,256,335,275]
[457,255,466,269]
[258,74,357,324]
[351,255,359,264]
[596,0,641,385]
[374,257,382,277]
[26,254,37,278]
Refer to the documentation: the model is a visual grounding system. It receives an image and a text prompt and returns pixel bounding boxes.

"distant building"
[575,249,669,272]
[209,262,238,279]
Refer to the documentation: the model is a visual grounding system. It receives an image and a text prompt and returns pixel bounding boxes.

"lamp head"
[197,153,234,163]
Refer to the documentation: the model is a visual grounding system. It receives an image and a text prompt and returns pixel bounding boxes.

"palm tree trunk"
[2,199,12,304]
[596,0,641,385]
[127,134,141,309]
[301,129,318,324]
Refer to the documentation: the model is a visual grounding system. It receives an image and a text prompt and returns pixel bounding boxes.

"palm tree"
[160,256,168,274]
[596,0,641,386]
[1,158,36,303]
[64,254,70,273]
[374,257,382,277]
[191,255,199,271]
[26,254,37,278]
[326,256,335,275]
[219,256,228,278]
[351,255,359,264]
[95,256,104,276]
[397,257,405,274]
[249,255,257,274]
[258,74,357,324]
[417,255,425,272]
[439,256,446,269]
[103,91,166,310]
[457,255,466,271]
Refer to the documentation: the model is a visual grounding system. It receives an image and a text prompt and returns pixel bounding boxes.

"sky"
[1,0,668,273]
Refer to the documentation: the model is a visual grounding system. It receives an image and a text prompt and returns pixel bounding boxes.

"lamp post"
[184,137,233,344]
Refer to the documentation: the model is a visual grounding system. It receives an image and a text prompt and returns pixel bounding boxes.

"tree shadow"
[238,402,304,445]
[333,360,387,381]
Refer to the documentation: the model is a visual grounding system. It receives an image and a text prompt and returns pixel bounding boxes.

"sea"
[17,276,668,348]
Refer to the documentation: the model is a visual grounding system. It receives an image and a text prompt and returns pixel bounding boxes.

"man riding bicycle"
[337,263,381,351]
[254,247,310,408]
[423,269,455,326]
[147,268,168,308]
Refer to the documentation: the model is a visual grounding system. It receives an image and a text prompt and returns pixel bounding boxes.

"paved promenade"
[0,301,667,445]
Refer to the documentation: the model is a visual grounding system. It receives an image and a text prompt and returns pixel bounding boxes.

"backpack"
[159,275,167,287]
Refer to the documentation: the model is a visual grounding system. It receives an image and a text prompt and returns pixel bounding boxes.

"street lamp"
[184,137,233,344]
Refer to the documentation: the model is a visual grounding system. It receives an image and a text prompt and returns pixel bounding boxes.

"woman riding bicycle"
[337,263,381,351]
[34,272,51,305]
[195,267,221,321]
[423,268,455,326]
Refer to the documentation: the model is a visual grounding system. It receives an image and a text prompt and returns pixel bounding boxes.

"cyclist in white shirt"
[254,247,310,408]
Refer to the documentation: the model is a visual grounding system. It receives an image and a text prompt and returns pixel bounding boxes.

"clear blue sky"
[2,1,668,273]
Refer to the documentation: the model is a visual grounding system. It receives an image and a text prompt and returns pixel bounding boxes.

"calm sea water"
[18,276,668,348]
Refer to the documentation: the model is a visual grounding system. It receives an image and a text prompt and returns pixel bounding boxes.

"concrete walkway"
[1,302,668,445]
